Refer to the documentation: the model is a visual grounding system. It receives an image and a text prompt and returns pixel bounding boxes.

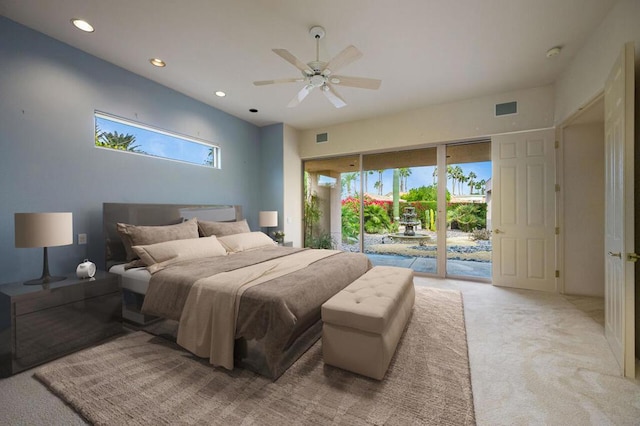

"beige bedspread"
[177,249,340,369]
[141,246,372,378]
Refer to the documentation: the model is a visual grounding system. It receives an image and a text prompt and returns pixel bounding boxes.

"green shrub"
[364,204,392,234]
[447,203,486,232]
[306,231,335,249]
[341,204,360,242]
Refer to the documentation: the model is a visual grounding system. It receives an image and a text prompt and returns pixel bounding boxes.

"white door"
[604,42,635,378]
[492,129,556,291]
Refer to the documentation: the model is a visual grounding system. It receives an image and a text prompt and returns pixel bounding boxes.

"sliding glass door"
[302,140,492,280]
[361,148,439,274]
[445,142,492,279]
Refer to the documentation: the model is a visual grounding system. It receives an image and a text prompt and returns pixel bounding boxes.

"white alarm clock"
[76,259,96,279]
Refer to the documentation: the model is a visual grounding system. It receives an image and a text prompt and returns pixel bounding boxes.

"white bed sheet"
[109,264,151,294]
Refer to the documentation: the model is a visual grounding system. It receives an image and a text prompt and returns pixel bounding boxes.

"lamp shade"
[258,211,278,227]
[15,212,73,248]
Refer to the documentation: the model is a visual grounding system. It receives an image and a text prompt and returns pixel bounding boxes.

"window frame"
[94,111,221,169]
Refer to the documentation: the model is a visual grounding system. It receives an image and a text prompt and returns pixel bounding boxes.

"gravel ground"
[338,230,492,262]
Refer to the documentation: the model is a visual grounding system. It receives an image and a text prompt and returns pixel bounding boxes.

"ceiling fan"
[253,26,381,108]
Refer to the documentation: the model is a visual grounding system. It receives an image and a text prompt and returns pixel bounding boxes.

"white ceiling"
[0,0,617,130]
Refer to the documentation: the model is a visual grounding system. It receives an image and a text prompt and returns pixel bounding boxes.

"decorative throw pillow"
[198,219,250,237]
[132,236,227,273]
[218,231,276,253]
[117,217,199,261]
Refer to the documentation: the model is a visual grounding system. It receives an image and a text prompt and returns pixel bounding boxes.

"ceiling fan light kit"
[253,25,381,108]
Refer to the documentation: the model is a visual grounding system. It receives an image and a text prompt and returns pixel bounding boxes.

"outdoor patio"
[339,230,492,279]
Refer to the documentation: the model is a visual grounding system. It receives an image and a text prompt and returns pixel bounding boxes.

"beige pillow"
[198,219,250,237]
[133,236,227,273]
[117,218,199,261]
[218,231,276,253]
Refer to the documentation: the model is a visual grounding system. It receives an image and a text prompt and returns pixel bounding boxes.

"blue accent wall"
[0,17,266,282]
[259,124,284,231]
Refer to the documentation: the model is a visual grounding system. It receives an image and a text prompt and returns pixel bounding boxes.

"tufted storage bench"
[321,265,415,380]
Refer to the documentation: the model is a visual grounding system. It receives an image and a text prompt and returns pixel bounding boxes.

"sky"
[95,115,214,166]
[344,162,492,197]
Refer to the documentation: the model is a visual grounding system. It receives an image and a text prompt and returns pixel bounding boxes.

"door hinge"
[555,140,560,149]
[555,227,560,235]
[555,184,560,192]
[555,270,560,278]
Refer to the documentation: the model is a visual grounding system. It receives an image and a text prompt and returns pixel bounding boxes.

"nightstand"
[0,271,122,377]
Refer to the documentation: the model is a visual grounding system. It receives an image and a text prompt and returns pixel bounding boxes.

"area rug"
[35,287,475,425]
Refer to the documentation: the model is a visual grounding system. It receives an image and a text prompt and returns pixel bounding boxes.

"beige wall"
[299,85,555,158]
[283,124,303,247]
[562,122,605,296]
[554,0,640,124]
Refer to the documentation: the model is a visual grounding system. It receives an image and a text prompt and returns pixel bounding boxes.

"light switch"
[78,233,87,245]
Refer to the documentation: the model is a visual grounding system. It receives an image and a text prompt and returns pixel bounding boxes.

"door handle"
[494,229,503,234]
[608,251,622,258]
[627,253,639,262]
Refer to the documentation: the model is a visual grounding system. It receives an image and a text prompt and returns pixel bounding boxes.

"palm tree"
[373,180,383,195]
[398,167,412,192]
[95,128,143,153]
[457,166,466,195]
[342,172,358,196]
[446,165,456,195]
[204,147,216,166]
[467,171,477,194]
[459,174,468,195]
[364,170,374,193]
[476,179,487,195]
[376,170,384,195]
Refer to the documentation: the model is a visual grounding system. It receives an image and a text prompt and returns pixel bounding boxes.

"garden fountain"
[389,207,431,245]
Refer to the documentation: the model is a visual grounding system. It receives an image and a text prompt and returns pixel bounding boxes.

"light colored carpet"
[33,287,475,425]
[418,278,640,425]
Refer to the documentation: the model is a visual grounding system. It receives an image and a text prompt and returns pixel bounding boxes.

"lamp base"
[24,275,66,286]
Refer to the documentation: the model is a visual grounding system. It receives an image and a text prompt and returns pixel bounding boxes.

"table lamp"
[258,211,278,239]
[15,212,73,285]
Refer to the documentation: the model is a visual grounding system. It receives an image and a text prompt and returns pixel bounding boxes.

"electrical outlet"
[78,233,87,245]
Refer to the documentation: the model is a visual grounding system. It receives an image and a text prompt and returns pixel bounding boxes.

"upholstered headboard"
[103,203,243,270]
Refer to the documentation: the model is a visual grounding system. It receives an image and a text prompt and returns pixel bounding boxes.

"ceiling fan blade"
[272,49,313,74]
[324,45,363,73]
[322,84,347,108]
[253,78,303,86]
[287,85,314,108]
[330,75,382,90]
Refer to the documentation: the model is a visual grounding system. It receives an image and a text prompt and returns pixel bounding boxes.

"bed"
[103,203,371,379]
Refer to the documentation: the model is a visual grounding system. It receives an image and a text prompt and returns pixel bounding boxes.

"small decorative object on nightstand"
[76,259,97,279]
[273,230,285,244]
[279,241,293,247]
[0,271,122,377]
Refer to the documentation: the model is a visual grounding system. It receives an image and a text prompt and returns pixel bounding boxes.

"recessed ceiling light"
[149,58,166,67]
[249,108,258,113]
[71,18,94,33]
[215,91,226,97]
[546,46,562,58]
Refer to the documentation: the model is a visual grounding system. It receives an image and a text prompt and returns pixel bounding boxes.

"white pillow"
[218,232,276,253]
[132,236,227,273]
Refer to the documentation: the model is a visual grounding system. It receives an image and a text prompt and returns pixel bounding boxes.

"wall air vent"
[316,133,328,143]
[495,101,518,116]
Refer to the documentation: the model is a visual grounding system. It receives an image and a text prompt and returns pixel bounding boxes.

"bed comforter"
[141,246,371,378]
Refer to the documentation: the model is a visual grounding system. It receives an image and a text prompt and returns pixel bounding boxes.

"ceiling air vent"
[316,133,328,143]
[495,101,517,116]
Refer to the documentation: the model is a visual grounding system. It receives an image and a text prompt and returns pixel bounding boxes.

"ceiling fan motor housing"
[309,26,325,40]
